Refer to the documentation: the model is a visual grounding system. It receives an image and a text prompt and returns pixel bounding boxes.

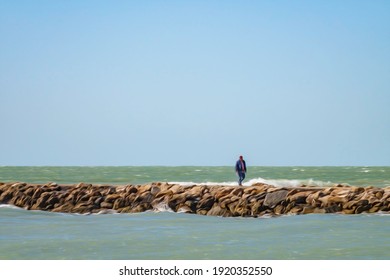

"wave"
[153,202,174,213]
[169,181,239,186]
[247,177,336,188]
[169,177,337,188]
[0,204,22,210]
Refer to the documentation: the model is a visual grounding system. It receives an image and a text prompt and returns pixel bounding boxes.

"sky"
[1,0,389,166]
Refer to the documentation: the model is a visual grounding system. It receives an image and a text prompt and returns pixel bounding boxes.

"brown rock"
[0,189,15,203]
[155,189,174,199]
[125,185,138,194]
[213,187,233,199]
[105,194,121,203]
[72,203,94,213]
[0,181,388,217]
[220,195,240,209]
[264,190,289,208]
[342,208,356,214]
[94,196,104,206]
[291,195,308,205]
[52,203,74,213]
[233,201,251,216]
[177,205,193,213]
[32,188,43,199]
[183,199,198,212]
[231,188,243,196]
[113,198,126,209]
[151,186,161,195]
[325,204,342,213]
[136,184,151,195]
[274,204,285,215]
[368,206,380,213]
[100,202,113,209]
[250,200,266,215]
[209,205,231,217]
[313,208,326,214]
[197,195,215,211]
[169,184,185,193]
[196,209,208,215]
[289,206,303,214]
[186,186,206,196]
[119,206,133,213]
[301,206,315,214]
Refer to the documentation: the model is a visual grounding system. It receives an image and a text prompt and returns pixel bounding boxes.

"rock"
[125,185,138,194]
[233,201,251,216]
[342,208,355,214]
[251,201,266,215]
[34,192,52,208]
[183,199,198,212]
[119,206,133,213]
[290,206,303,214]
[207,205,230,217]
[274,204,285,215]
[302,206,315,214]
[52,203,74,213]
[0,189,15,203]
[137,184,151,194]
[11,182,27,188]
[177,205,193,213]
[220,195,239,209]
[313,208,326,214]
[196,209,208,215]
[100,202,113,209]
[186,186,206,196]
[94,197,104,206]
[291,195,308,205]
[113,198,126,209]
[375,190,384,199]
[325,204,342,213]
[0,181,389,217]
[368,206,380,213]
[169,184,184,193]
[72,203,94,214]
[151,186,161,195]
[214,187,232,200]
[231,188,243,196]
[155,189,174,199]
[197,195,215,211]
[105,194,121,203]
[306,191,322,207]
[264,190,289,208]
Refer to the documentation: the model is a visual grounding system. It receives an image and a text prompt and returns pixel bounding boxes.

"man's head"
[239,155,243,160]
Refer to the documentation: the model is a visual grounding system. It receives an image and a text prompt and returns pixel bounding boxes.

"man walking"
[235,155,247,186]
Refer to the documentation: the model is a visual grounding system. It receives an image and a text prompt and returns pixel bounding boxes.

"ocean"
[1,166,389,260]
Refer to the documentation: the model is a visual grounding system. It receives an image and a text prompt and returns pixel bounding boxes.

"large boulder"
[264,190,289,208]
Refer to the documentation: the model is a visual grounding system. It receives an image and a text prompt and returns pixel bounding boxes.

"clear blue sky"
[1,0,389,166]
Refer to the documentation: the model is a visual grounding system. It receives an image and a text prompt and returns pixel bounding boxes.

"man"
[235,155,247,186]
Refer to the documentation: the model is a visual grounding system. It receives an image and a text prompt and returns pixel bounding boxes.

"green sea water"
[0,166,389,187]
[1,166,389,260]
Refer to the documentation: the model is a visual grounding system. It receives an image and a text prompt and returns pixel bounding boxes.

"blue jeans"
[238,171,246,185]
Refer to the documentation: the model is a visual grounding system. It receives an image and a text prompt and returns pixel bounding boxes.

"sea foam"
[168,177,335,188]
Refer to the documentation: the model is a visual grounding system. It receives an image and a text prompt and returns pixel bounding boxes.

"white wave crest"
[0,204,22,209]
[247,177,335,188]
[153,202,174,213]
[169,177,335,188]
[168,181,239,187]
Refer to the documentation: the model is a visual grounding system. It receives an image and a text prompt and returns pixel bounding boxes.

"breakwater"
[1,182,390,217]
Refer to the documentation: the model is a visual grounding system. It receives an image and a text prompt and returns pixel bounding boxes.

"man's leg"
[240,172,245,185]
[238,172,245,185]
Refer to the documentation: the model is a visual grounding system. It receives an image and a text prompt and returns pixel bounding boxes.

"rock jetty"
[1,182,389,217]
